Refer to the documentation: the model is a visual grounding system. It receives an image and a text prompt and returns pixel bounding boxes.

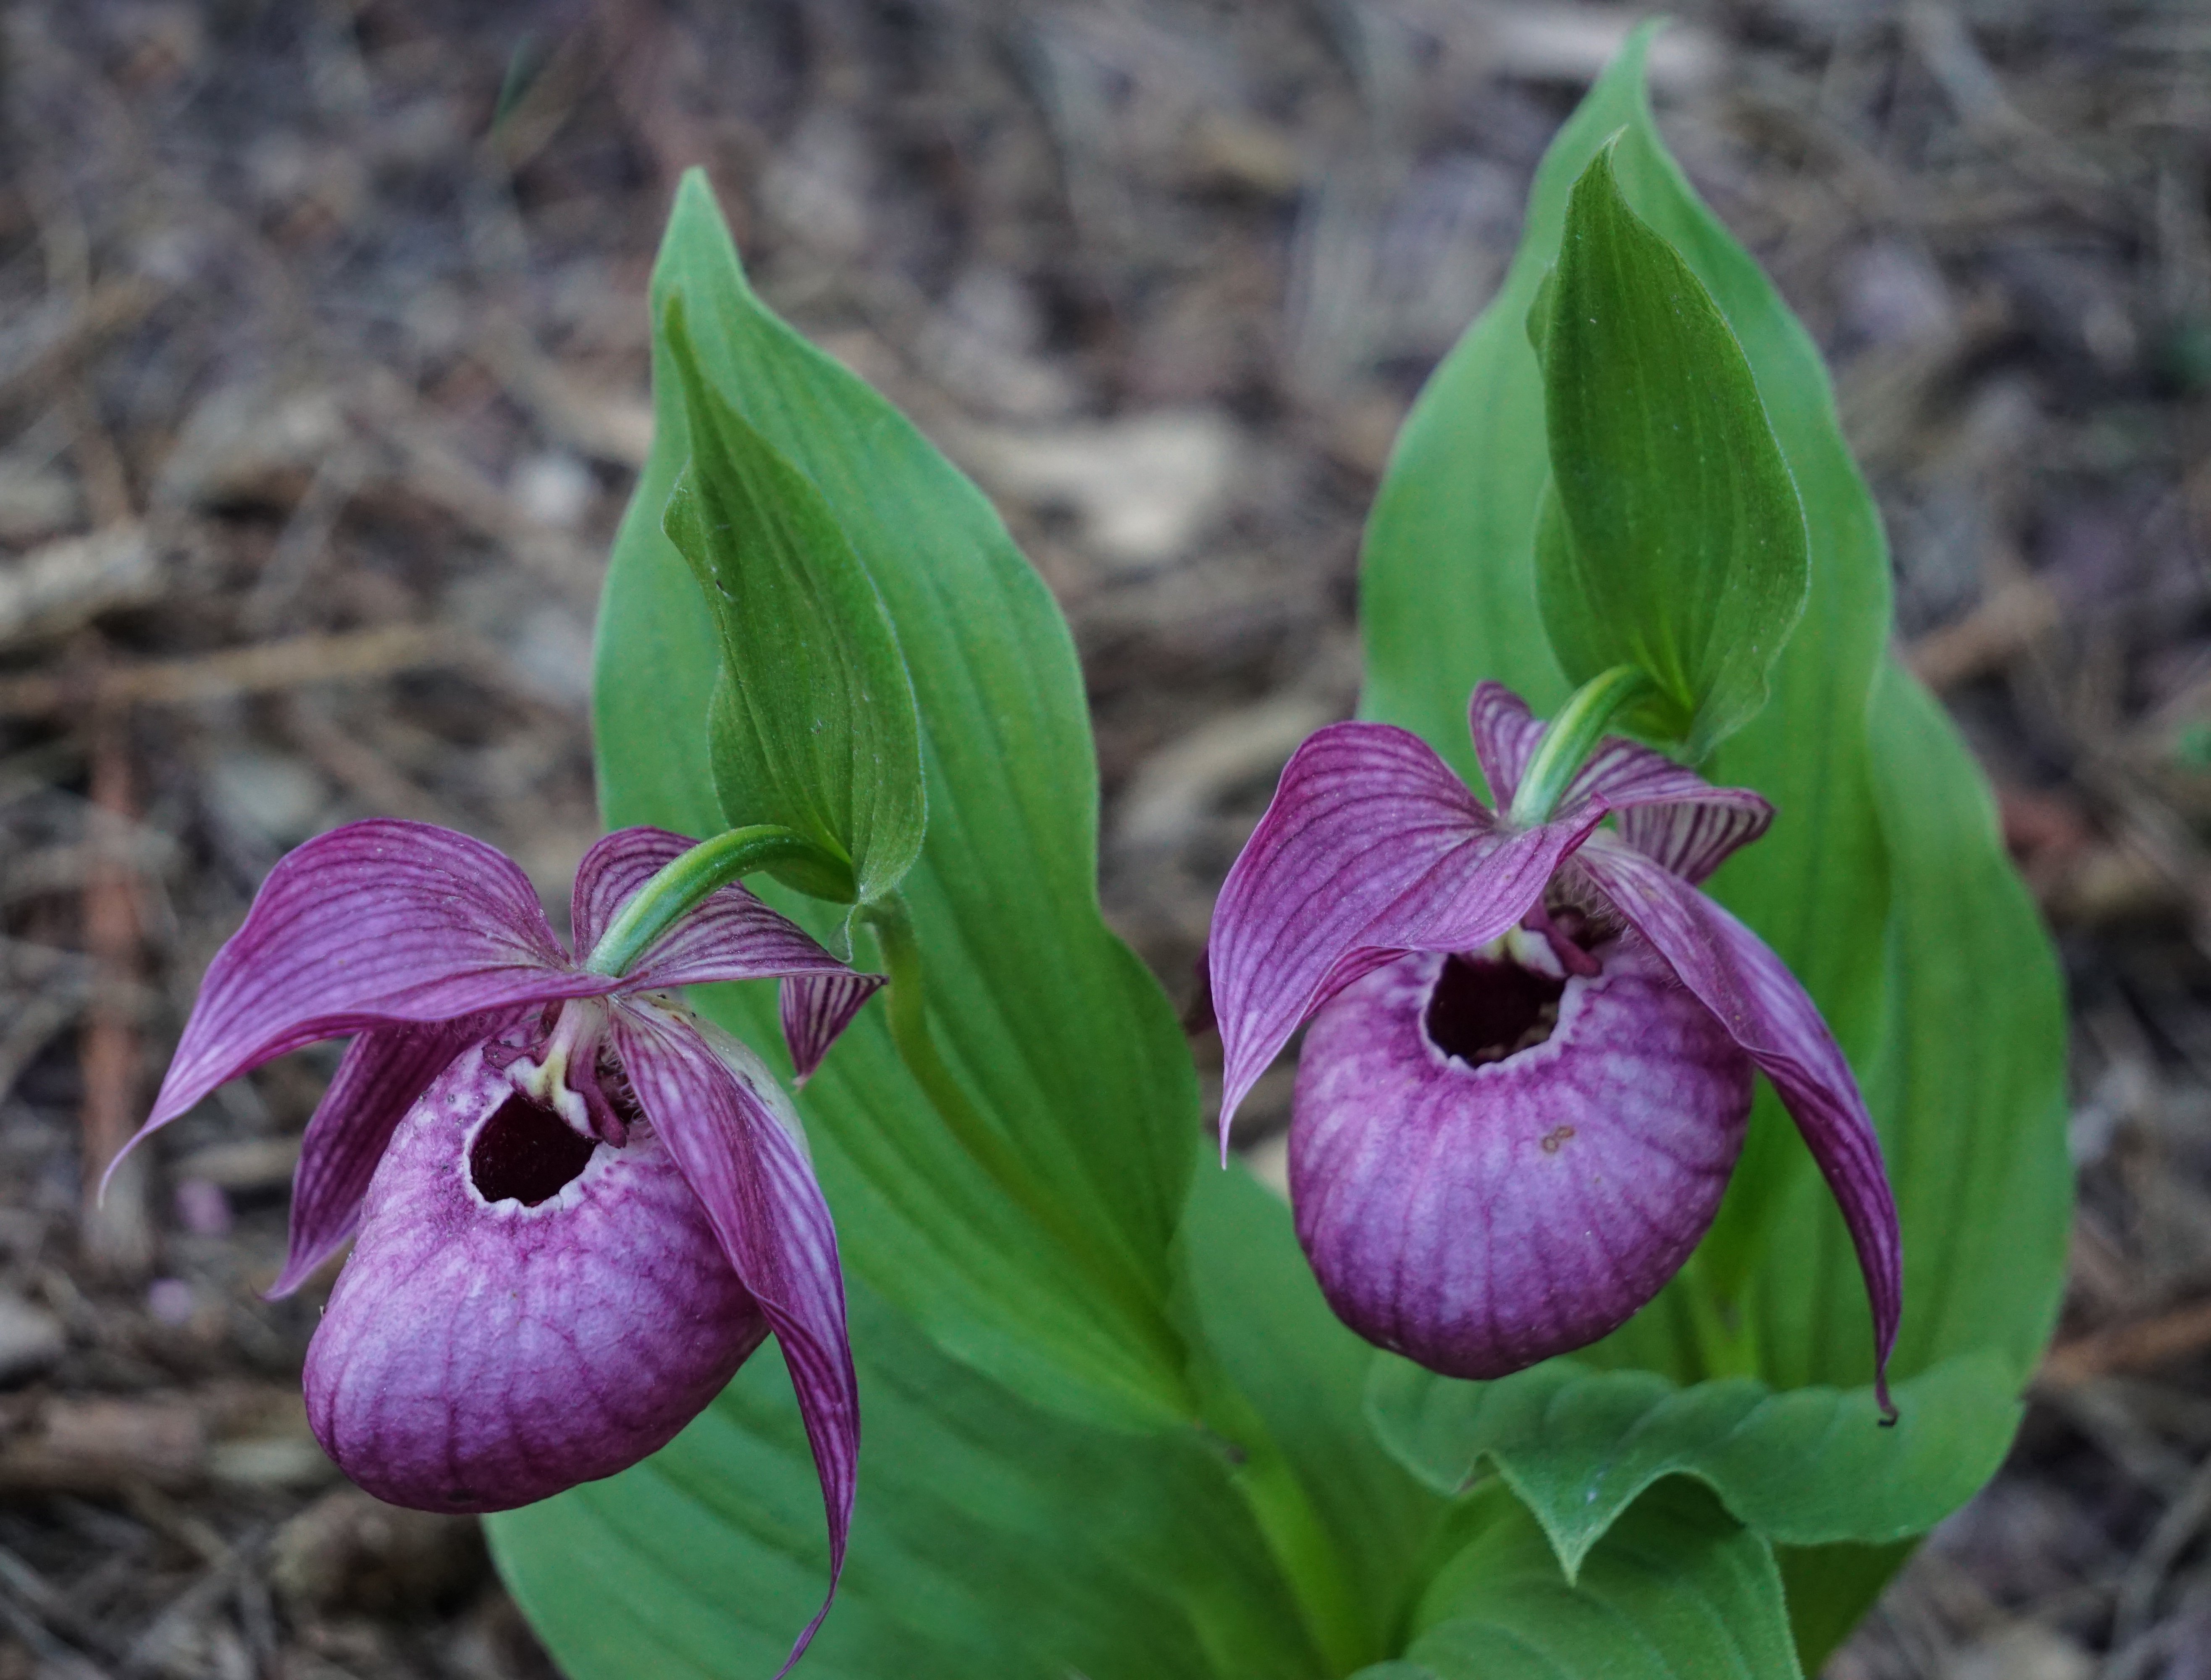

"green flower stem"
[1506,664,1656,827]
[861,895,1368,1658]
[583,825,850,977]
[857,895,1191,1396]
[1190,1351,1375,1675]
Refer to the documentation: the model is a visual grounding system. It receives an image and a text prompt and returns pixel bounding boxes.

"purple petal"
[1469,682,1548,808]
[1292,945,1752,1377]
[780,972,884,1085]
[306,1041,766,1512]
[1572,834,1902,1412]
[620,892,861,994]
[571,826,691,953]
[1468,684,1771,884]
[1612,795,1775,886]
[1207,722,1604,1144]
[1559,737,1774,886]
[572,824,869,995]
[610,1002,856,1676]
[270,1015,503,1298]
[132,821,607,1171]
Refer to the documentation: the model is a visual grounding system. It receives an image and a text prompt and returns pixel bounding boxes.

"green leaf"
[590,171,1197,1432]
[561,173,1439,1678]
[1176,1164,1449,1661]
[491,1282,1327,1680]
[1534,144,1808,758]
[1355,23,2068,1665]
[659,299,924,906]
[1365,1350,2019,1577]
[1375,1480,1803,1680]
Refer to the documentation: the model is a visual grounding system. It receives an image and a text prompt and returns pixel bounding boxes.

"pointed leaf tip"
[1535,142,1809,756]
[659,290,926,908]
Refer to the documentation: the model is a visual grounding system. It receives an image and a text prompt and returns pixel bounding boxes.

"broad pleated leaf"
[1363,1480,1801,1680]
[493,1285,1326,1680]
[1366,1351,2018,1576]
[1175,1164,1449,1667]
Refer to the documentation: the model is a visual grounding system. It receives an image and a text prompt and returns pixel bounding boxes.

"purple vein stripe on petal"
[1573,834,1903,1412]
[620,886,858,992]
[1207,722,1604,1144]
[138,821,607,1157]
[1469,682,1548,808]
[572,824,859,992]
[1559,736,1775,886]
[269,1015,496,1298]
[611,1003,856,1678]
[570,826,692,954]
[781,972,885,1085]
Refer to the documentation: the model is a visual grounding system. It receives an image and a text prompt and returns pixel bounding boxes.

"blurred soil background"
[0,0,2201,1674]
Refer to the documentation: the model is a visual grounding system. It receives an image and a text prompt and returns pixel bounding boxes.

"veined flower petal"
[135,822,611,1165]
[1564,738,1771,885]
[572,825,870,993]
[1473,685,1773,882]
[1292,944,1752,1377]
[1468,681,1549,807]
[1612,794,1775,887]
[1208,722,1606,1144]
[610,1001,856,1678]
[305,1041,765,1512]
[1572,833,1902,1412]
[270,1014,502,1298]
[570,826,691,953]
[781,972,885,1085]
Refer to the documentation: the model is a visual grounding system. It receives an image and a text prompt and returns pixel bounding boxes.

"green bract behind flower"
[656,191,925,910]
[1531,142,1810,761]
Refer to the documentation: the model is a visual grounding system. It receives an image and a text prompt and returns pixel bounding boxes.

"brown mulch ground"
[0,1,2205,1675]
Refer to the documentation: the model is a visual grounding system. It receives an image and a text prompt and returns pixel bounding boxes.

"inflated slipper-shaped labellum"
[119,819,880,1673]
[1207,683,1900,1412]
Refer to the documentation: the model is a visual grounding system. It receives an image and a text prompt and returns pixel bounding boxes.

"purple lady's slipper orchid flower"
[1207,683,1901,1414]
[118,819,880,1670]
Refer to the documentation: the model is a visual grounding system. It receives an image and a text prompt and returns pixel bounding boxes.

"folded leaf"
[592,170,1199,1433]
[1366,1351,2018,1577]
[1380,1480,1802,1680]
[1534,145,1808,758]
[492,1284,1325,1680]
[661,302,925,907]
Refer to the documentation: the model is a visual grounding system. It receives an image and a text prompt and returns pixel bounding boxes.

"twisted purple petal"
[270,1013,505,1297]
[1470,685,1772,883]
[780,973,885,1085]
[609,1002,856,1678]
[1207,722,1606,1145]
[130,821,611,1174]
[572,825,871,993]
[1469,681,1549,807]
[570,826,691,953]
[1571,833,1902,1412]
[1563,738,1772,885]
[1612,794,1775,887]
